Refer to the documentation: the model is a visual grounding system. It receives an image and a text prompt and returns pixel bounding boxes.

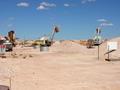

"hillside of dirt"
[0,37,120,90]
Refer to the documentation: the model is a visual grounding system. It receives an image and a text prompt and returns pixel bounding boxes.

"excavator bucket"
[54,26,59,33]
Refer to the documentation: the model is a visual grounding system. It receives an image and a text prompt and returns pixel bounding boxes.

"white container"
[40,46,49,52]
[0,45,6,54]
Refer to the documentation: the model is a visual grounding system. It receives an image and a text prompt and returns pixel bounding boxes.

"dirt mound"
[109,37,120,42]
[50,40,96,55]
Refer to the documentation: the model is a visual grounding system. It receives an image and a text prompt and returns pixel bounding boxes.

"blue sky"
[0,0,120,40]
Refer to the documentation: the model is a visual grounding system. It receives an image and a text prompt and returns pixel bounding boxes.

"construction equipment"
[86,39,94,48]
[86,36,102,48]
[0,30,16,52]
[1,40,13,51]
[33,26,60,47]
[0,38,13,52]
[87,28,102,48]
[50,26,59,44]
[41,26,59,46]
[8,30,16,47]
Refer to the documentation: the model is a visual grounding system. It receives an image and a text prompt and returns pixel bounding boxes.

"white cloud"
[64,4,70,7]
[37,2,56,10]
[37,5,46,10]
[17,2,29,7]
[8,24,13,27]
[88,0,96,2]
[97,19,107,22]
[41,2,56,7]
[81,0,96,4]
[100,23,113,27]
[97,18,114,27]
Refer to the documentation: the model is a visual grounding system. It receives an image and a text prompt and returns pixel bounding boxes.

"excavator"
[33,26,59,47]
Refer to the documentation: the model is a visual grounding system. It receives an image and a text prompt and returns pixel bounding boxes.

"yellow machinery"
[33,26,59,47]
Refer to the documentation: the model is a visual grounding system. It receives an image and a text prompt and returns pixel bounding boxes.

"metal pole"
[108,45,110,61]
[50,30,55,44]
[9,77,12,90]
[98,45,99,60]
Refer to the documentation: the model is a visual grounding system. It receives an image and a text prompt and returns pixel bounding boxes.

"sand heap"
[50,40,96,55]
[50,37,120,59]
